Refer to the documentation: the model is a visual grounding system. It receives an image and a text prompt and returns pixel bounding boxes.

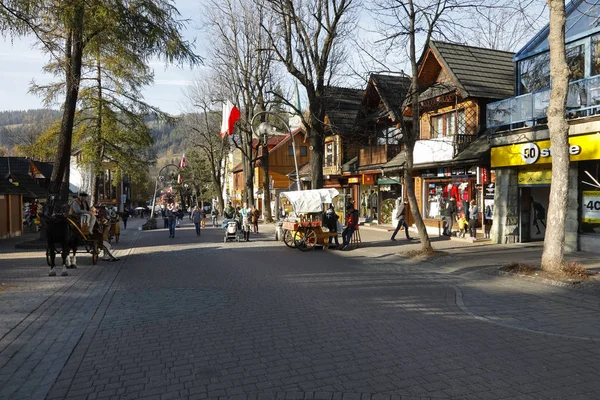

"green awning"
[377,178,400,185]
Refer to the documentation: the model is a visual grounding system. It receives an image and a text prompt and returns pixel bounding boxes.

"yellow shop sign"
[518,167,552,186]
[491,133,600,167]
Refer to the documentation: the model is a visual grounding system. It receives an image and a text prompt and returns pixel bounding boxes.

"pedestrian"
[339,204,359,250]
[176,205,183,227]
[223,202,235,219]
[191,206,202,236]
[240,203,251,241]
[443,196,457,236]
[484,205,493,239]
[162,207,168,229]
[166,203,177,238]
[251,206,259,232]
[201,207,207,228]
[121,210,129,229]
[390,199,413,241]
[468,199,479,238]
[457,211,468,238]
[324,204,340,248]
[211,207,219,227]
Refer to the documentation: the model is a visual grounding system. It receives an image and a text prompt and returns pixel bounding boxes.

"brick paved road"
[1,219,600,399]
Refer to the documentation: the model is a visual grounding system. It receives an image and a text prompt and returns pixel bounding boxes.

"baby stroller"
[224,220,240,243]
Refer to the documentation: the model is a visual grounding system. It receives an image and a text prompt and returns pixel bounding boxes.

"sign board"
[362,174,374,185]
[518,168,552,186]
[491,133,600,167]
[121,194,127,204]
[484,183,495,199]
[582,190,600,223]
[452,167,466,176]
[348,177,360,184]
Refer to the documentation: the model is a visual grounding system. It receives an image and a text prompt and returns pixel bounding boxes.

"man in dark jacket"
[443,196,458,236]
[324,204,340,248]
[340,204,359,250]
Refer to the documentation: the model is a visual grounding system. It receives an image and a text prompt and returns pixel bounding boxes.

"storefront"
[491,133,600,250]
[358,174,378,221]
[418,166,483,225]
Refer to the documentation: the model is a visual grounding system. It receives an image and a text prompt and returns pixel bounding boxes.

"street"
[1,218,600,400]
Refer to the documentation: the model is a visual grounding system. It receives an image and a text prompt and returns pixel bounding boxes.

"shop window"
[425,183,446,219]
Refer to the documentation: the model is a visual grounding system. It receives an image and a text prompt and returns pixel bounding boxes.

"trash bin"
[275,221,284,241]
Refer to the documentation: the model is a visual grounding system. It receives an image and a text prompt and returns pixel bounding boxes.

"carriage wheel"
[283,229,295,248]
[92,242,99,265]
[294,228,317,252]
[46,249,52,266]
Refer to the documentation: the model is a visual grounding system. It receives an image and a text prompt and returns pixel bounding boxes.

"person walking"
[121,210,129,229]
[390,199,413,241]
[201,207,207,228]
[468,199,479,238]
[251,206,259,233]
[191,206,202,236]
[240,203,252,241]
[211,208,218,227]
[443,196,457,236]
[324,204,340,248]
[339,205,359,251]
[484,205,493,239]
[166,203,177,238]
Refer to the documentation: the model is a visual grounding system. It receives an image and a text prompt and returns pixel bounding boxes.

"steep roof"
[369,74,411,121]
[428,41,515,100]
[323,86,365,135]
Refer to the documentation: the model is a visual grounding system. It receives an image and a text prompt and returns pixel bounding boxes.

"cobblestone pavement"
[1,220,600,399]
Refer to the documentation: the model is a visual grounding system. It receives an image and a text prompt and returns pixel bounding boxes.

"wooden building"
[384,41,514,232]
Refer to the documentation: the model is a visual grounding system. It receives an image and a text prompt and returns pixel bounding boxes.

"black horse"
[40,195,80,276]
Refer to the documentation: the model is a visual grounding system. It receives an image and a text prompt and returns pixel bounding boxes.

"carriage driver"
[69,192,96,232]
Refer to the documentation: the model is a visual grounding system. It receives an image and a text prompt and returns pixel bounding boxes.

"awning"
[377,177,401,185]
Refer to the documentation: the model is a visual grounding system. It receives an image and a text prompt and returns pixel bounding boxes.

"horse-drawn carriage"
[280,189,340,252]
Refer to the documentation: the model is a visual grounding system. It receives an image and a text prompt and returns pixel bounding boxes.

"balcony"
[359,144,401,167]
[487,75,600,130]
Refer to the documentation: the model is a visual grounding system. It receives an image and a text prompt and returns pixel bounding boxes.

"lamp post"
[150,163,178,219]
[250,111,301,192]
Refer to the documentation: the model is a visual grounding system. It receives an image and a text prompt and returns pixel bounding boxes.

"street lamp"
[250,111,301,192]
[150,163,179,219]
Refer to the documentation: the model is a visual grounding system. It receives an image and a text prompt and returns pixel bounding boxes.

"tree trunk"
[50,5,84,204]
[91,57,103,206]
[406,1,433,252]
[242,132,255,207]
[308,128,324,189]
[541,0,570,271]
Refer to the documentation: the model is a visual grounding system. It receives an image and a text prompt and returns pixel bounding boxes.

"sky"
[0,0,204,116]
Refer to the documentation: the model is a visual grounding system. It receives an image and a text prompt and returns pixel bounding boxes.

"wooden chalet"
[232,127,310,213]
[384,41,514,231]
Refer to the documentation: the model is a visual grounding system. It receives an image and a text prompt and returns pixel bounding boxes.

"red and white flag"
[177,174,182,184]
[179,153,186,169]
[220,100,240,137]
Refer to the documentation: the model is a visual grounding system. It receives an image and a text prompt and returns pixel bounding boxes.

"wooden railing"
[359,144,401,167]
[453,134,476,157]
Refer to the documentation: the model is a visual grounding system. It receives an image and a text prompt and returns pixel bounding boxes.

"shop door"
[520,186,550,242]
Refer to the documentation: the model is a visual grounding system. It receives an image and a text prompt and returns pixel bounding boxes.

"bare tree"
[261,0,359,188]
[182,79,229,213]
[204,0,279,222]
[540,0,569,271]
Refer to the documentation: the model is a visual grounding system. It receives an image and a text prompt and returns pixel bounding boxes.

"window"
[592,34,600,76]
[430,110,462,138]
[566,44,585,81]
[325,141,336,167]
[289,146,308,156]
[377,127,401,145]
[519,52,551,94]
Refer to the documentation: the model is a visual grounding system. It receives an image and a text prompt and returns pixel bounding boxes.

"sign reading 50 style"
[491,134,599,168]
[520,142,581,165]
